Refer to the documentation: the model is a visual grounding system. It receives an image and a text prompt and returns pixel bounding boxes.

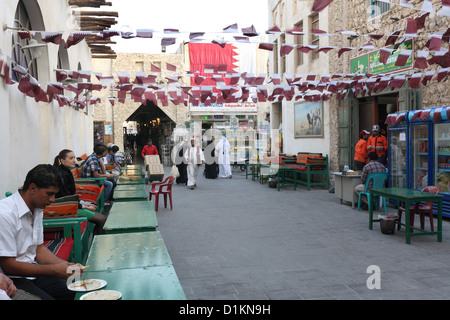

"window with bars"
[11,1,38,81]
[370,0,390,18]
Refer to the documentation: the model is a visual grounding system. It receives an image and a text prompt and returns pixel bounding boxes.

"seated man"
[82,143,116,202]
[0,164,80,300]
[354,152,386,209]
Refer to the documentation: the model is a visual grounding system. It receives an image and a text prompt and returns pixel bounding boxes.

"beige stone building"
[268,0,450,173]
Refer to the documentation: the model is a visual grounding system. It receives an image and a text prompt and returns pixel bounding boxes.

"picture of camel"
[294,101,323,138]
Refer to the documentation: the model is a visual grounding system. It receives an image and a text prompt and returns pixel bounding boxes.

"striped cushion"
[76,184,103,203]
[43,195,79,219]
[43,238,74,261]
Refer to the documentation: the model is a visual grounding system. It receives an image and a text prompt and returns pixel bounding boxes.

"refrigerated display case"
[387,127,407,189]
[411,124,430,190]
[386,107,450,217]
[434,122,450,194]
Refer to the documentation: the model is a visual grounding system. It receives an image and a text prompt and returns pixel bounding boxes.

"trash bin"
[379,214,398,234]
[268,178,278,188]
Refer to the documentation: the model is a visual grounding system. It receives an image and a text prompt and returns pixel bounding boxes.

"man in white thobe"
[185,138,205,189]
[215,136,232,178]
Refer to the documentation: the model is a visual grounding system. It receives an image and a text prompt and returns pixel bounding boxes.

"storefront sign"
[190,103,257,113]
[350,39,413,75]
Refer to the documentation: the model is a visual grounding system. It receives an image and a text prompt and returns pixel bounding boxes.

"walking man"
[185,137,204,189]
[215,136,232,179]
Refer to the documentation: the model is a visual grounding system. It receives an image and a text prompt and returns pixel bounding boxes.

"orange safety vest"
[354,139,368,163]
[367,135,388,158]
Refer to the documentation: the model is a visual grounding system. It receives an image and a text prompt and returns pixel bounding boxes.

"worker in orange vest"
[367,124,388,165]
[354,129,370,170]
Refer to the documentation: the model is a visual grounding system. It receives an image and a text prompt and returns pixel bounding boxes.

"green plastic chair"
[357,172,388,212]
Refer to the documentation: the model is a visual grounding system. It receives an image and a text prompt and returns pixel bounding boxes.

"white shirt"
[0,191,44,277]
[185,145,205,165]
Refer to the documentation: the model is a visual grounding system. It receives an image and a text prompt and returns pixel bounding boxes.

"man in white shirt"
[185,137,205,189]
[215,136,232,179]
[0,164,77,300]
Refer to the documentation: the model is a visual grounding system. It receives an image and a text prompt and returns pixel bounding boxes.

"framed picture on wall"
[294,101,324,138]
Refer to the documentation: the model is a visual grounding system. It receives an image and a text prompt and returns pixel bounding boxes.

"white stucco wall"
[268,0,331,157]
[0,0,93,195]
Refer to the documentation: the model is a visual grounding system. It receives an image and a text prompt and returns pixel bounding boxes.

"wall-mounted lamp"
[390,17,399,21]
[3,24,46,61]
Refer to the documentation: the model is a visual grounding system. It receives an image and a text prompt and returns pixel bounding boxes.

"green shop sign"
[350,39,413,75]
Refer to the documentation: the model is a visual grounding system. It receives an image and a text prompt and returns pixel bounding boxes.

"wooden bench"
[281,153,329,190]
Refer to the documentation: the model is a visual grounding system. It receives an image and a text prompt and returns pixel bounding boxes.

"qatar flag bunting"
[437,67,450,82]
[42,32,63,45]
[409,73,422,88]
[311,0,334,12]
[338,47,355,58]
[422,71,435,86]
[414,51,429,69]
[441,0,450,16]
[280,45,295,56]
[395,50,412,66]
[379,48,394,65]
[428,35,442,51]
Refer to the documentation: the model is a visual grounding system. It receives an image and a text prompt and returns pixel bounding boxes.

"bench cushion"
[43,238,74,261]
[43,195,79,219]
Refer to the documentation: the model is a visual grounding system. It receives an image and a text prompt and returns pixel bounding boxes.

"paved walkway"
[143,163,450,300]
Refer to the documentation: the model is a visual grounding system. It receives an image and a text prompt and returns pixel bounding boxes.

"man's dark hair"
[112,145,119,153]
[23,164,59,191]
[94,143,107,155]
[368,152,378,161]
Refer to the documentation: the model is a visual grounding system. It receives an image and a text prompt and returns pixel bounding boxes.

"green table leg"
[405,201,411,244]
[369,193,373,230]
[438,199,443,242]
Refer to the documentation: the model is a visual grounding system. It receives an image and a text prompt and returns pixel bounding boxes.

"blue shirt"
[82,153,102,178]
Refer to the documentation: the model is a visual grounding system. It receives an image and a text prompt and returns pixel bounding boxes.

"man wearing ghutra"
[215,136,232,179]
[185,137,204,189]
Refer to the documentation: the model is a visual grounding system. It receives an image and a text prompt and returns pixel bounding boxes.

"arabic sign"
[190,103,257,113]
[350,39,413,75]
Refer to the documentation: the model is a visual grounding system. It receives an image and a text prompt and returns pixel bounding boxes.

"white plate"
[80,290,122,300]
[68,279,107,292]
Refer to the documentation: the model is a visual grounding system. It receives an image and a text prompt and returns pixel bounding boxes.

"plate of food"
[80,290,122,300]
[68,279,107,292]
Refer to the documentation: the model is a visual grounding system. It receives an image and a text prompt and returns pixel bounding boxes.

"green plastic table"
[121,168,144,176]
[245,162,260,181]
[117,175,146,185]
[84,231,172,271]
[75,266,186,300]
[369,188,443,244]
[113,189,148,202]
[74,231,185,300]
[124,165,142,170]
[115,184,146,192]
[103,201,158,234]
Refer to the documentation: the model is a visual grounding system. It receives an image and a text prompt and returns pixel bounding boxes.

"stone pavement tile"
[266,289,302,300]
